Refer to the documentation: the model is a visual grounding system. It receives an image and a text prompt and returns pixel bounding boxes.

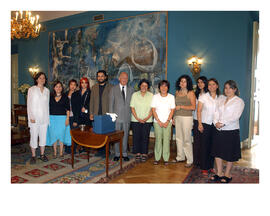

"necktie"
[122,86,125,102]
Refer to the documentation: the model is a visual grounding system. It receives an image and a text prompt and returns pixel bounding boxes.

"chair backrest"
[13,104,28,126]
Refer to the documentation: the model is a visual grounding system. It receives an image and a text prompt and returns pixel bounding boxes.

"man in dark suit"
[109,72,134,161]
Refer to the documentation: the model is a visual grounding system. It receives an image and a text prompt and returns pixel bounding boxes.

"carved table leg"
[71,139,74,168]
[106,142,109,178]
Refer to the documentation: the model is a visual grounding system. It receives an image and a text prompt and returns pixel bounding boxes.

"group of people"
[27,72,92,164]
[27,70,244,183]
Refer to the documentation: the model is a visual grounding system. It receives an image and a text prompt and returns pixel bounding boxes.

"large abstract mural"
[48,12,167,92]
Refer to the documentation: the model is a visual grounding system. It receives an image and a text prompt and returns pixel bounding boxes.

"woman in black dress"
[66,79,80,129]
[210,80,245,183]
[78,77,91,126]
[65,79,80,154]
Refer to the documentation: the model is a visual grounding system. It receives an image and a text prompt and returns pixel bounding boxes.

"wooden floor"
[110,137,258,183]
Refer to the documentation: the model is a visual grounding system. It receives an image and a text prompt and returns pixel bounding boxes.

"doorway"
[248,21,259,148]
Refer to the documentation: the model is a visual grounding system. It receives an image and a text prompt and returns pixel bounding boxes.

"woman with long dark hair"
[46,81,71,158]
[197,78,220,175]
[27,72,50,164]
[193,76,208,167]
[67,79,80,129]
[78,77,91,126]
[210,80,244,183]
[173,75,196,167]
[65,79,80,154]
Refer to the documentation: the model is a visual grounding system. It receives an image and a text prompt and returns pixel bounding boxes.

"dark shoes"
[30,157,36,164]
[40,154,48,162]
[30,154,48,164]
[135,154,141,162]
[172,158,185,163]
[210,174,232,183]
[113,156,120,161]
[220,176,232,183]
[113,156,129,161]
[135,154,147,162]
[210,174,221,182]
[153,160,159,165]
[141,155,147,162]
[123,156,129,161]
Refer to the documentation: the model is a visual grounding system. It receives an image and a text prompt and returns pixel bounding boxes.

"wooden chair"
[13,104,28,126]
[11,104,30,145]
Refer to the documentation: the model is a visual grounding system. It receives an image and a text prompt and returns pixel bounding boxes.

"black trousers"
[131,122,152,154]
[199,123,214,170]
[79,113,92,126]
[192,120,201,167]
[68,116,79,153]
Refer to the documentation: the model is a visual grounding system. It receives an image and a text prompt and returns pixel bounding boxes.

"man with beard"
[89,70,113,120]
[89,70,113,155]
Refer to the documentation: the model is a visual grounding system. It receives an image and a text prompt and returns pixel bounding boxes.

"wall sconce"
[187,56,203,80]
[29,66,39,78]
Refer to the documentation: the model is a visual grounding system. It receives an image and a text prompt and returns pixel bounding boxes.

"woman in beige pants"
[173,75,196,167]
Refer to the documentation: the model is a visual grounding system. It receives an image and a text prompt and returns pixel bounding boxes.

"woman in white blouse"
[27,72,50,164]
[197,78,220,175]
[193,76,208,167]
[151,80,175,165]
[210,80,244,183]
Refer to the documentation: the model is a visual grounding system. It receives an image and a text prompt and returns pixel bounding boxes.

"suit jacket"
[89,82,113,116]
[109,84,134,123]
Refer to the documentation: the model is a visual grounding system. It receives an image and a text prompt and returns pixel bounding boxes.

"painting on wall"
[48,12,167,92]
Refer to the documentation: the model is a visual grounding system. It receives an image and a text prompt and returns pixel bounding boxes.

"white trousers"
[175,116,193,164]
[29,123,48,149]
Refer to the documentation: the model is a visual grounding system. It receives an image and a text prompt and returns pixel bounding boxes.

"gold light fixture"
[29,66,40,77]
[11,11,41,40]
[188,56,203,80]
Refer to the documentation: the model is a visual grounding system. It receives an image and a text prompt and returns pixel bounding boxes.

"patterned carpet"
[183,165,259,183]
[11,143,140,183]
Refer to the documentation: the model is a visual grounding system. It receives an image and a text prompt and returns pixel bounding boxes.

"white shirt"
[151,93,175,123]
[198,92,218,125]
[27,85,50,125]
[193,93,205,120]
[119,84,126,99]
[213,95,245,131]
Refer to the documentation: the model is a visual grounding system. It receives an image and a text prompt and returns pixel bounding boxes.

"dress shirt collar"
[119,84,127,90]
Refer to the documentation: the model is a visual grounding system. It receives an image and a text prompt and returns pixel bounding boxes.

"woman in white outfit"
[27,72,50,164]
[197,78,220,175]
[210,80,244,183]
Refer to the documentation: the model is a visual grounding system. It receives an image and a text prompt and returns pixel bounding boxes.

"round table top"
[70,126,123,148]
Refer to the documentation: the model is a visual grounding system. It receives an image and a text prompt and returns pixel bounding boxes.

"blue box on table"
[93,115,115,134]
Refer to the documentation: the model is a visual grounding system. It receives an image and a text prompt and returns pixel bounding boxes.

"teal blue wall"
[12,11,259,141]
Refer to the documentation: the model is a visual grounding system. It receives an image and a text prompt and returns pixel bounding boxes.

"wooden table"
[70,126,124,178]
